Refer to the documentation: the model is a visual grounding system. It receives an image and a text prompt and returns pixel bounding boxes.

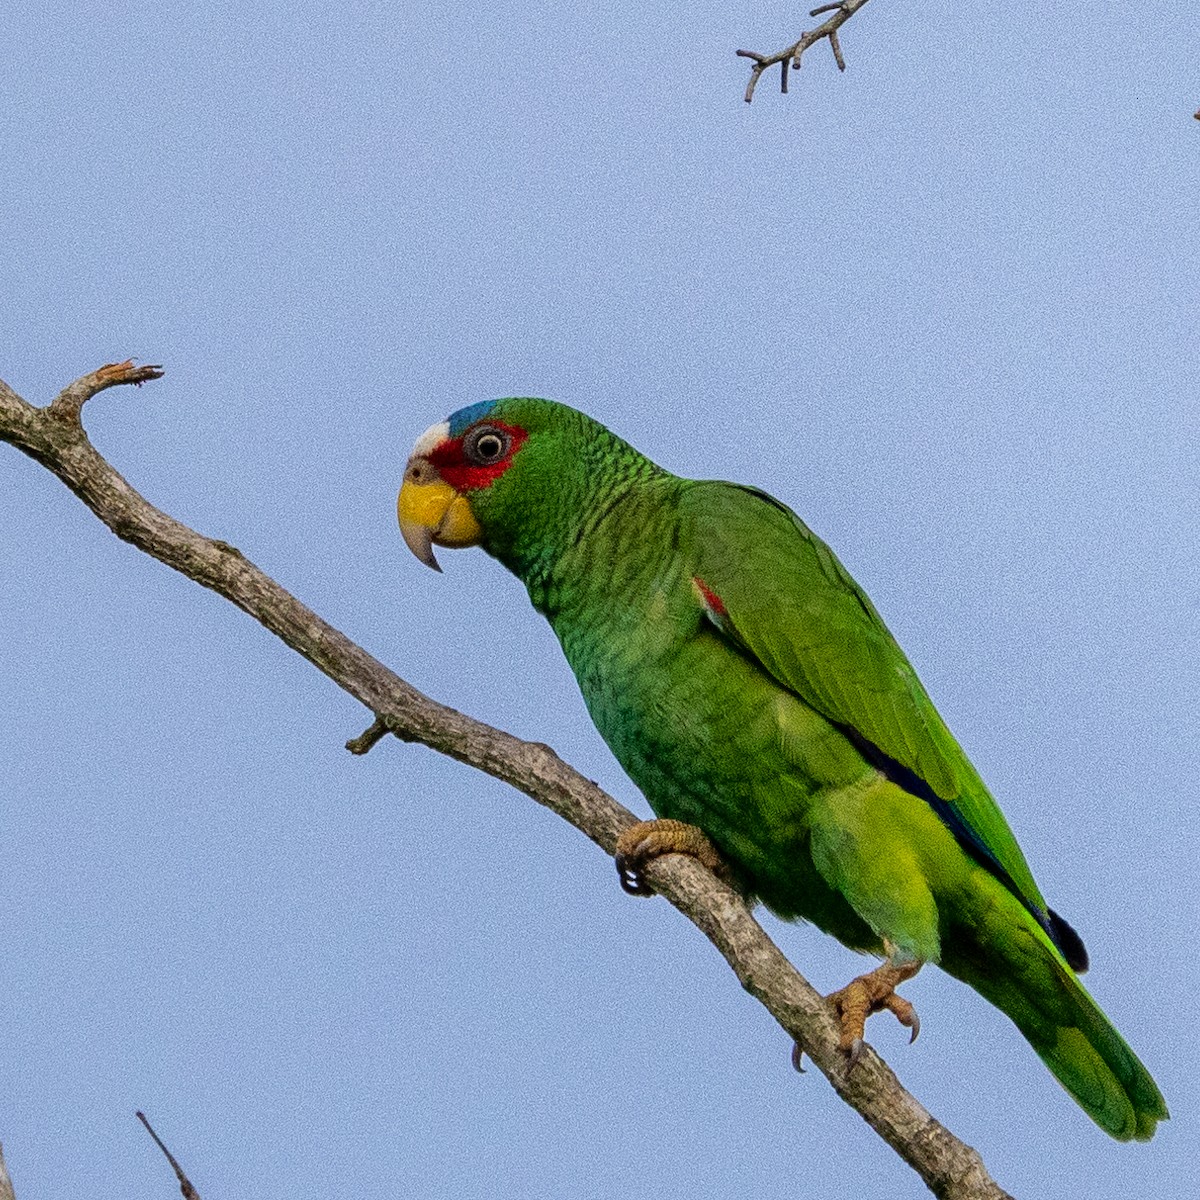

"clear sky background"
[2,2,1197,1197]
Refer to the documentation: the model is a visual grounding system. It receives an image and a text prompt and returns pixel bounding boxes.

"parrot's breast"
[542,534,882,948]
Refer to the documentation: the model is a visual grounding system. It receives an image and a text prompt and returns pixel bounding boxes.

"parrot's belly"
[562,617,884,951]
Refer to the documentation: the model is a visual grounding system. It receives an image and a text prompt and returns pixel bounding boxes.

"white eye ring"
[467,427,509,463]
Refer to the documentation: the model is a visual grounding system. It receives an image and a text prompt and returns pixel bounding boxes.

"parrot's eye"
[465,426,509,464]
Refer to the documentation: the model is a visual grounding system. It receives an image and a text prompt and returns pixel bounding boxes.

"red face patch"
[427,421,528,492]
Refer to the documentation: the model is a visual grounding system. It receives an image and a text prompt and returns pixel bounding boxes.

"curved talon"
[616,849,656,896]
[848,1036,866,1069]
[885,992,920,1044]
[791,1042,806,1074]
[874,989,920,1046]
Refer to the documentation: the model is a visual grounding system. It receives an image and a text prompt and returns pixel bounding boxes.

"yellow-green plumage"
[401,397,1167,1140]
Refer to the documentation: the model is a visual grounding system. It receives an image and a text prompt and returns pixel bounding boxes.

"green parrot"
[397,396,1167,1140]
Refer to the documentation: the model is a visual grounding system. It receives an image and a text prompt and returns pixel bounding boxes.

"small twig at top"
[136,1112,202,1200]
[48,359,164,425]
[828,29,846,72]
[736,0,872,103]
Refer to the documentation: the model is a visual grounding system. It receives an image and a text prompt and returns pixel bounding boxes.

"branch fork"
[736,1,873,103]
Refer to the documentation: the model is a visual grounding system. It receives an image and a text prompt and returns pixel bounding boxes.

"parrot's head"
[398,397,648,575]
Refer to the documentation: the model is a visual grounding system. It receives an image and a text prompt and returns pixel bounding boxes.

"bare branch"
[736,0,873,103]
[136,1112,202,1200]
[0,367,1013,1200]
[48,359,164,424]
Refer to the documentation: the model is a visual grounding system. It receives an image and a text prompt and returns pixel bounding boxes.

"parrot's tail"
[944,932,1168,1140]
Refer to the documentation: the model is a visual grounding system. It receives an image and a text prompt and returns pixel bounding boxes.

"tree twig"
[0,365,1013,1200]
[736,0,873,103]
[136,1112,202,1200]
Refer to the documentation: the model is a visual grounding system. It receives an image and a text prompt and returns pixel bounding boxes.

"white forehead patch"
[410,420,450,458]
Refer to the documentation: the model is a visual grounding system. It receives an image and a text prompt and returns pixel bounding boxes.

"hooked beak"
[397,457,483,572]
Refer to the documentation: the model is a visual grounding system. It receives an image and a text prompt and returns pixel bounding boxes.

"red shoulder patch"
[692,576,728,621]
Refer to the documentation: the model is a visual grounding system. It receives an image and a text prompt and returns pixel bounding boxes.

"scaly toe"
[826,959,923,1063]
[613,818,726,896]
[826,979,870,1054]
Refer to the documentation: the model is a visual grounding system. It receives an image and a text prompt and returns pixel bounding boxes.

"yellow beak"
[397,459,483,572]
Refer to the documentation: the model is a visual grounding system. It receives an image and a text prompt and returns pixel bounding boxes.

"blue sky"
[2,2,1197,1196]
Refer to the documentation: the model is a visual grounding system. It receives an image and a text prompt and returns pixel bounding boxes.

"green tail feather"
[945,932,1168,1140]
[1019,964,1168,1141]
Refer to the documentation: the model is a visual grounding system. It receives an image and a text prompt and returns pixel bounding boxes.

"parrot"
[397,396,1167,1141]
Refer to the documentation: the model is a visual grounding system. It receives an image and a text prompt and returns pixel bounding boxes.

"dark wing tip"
[1046,907,1089,973]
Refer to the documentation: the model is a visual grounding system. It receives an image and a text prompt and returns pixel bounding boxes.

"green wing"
[681,479,1055,925]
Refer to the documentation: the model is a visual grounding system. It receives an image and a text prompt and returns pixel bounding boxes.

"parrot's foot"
[614,818,727,895]
[826,959,922,1067]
